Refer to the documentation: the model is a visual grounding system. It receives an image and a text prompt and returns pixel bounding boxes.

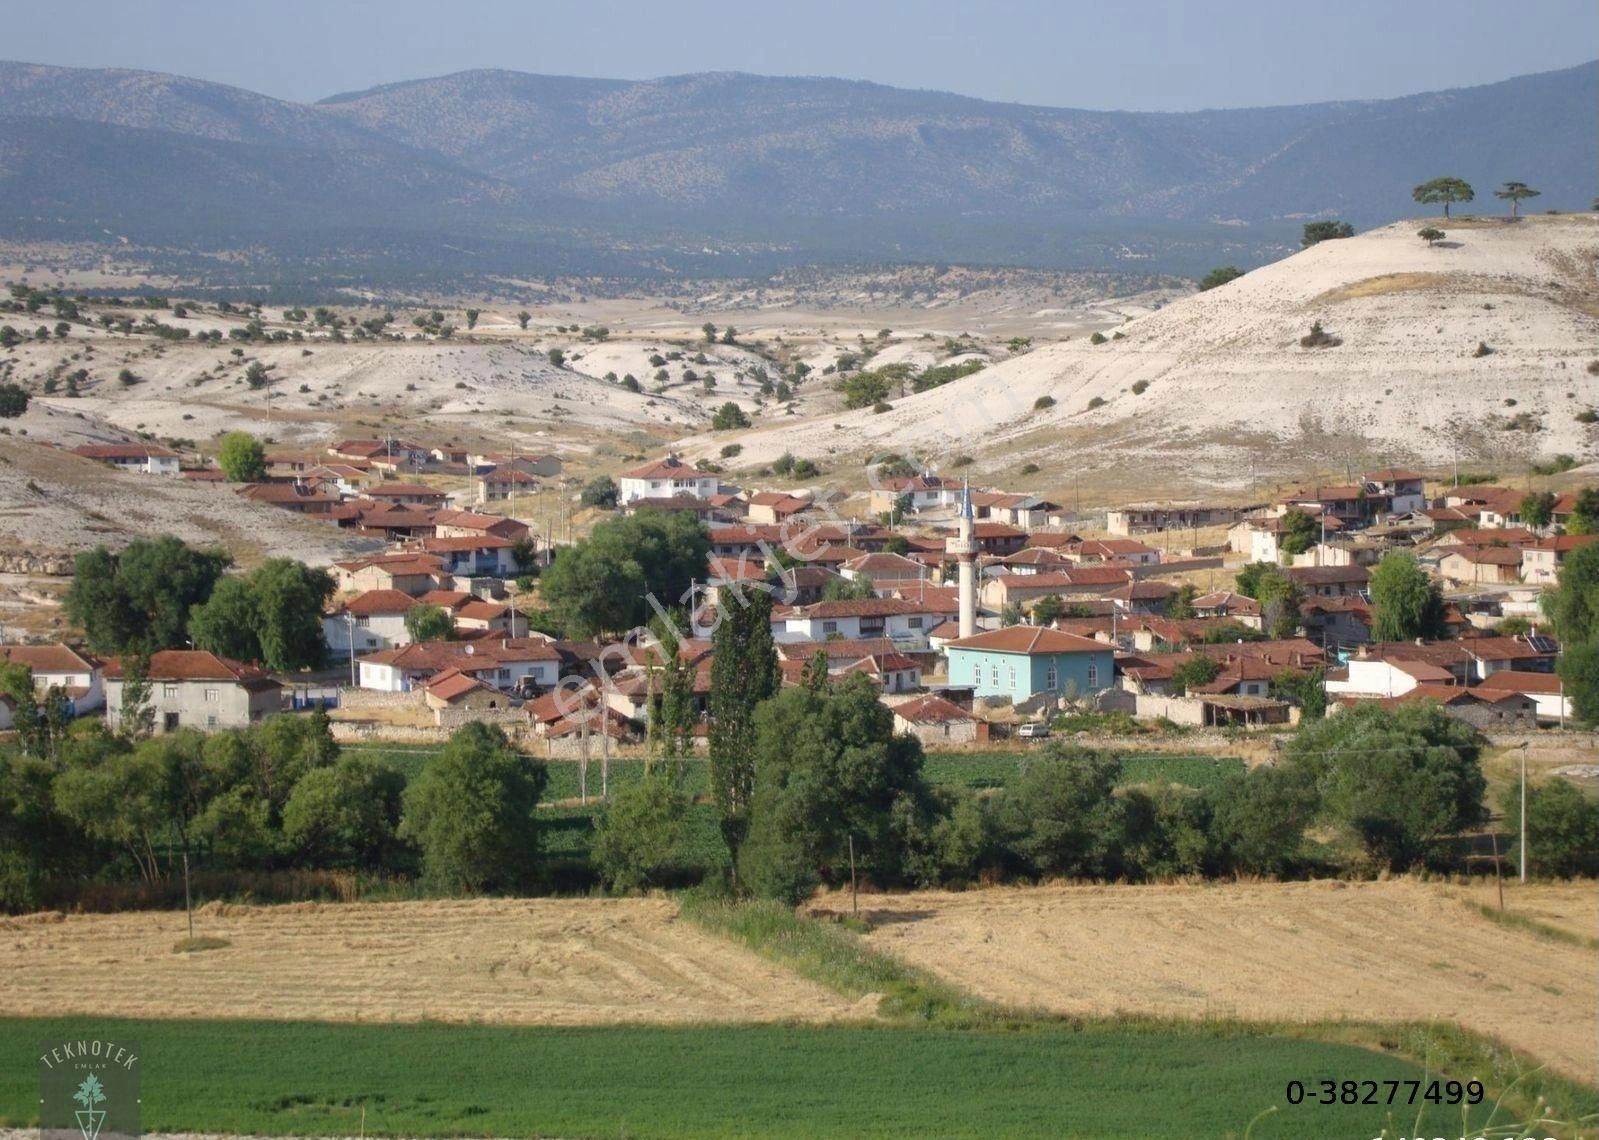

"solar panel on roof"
[1524,634,1558,654]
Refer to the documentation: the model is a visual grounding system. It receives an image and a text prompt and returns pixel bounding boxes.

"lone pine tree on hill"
[1413,176,1474,218]
[1494,181,1540,217]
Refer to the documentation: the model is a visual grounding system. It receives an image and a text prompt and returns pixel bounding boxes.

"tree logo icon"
[72,1074,107,1140]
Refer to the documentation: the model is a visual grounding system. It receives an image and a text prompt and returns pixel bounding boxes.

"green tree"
[547,348,565,368]
[1198,266,1243,291]
[187,576,262,661]
[1279,508,1319,556]
[702,322,717,342]
[465,308,481,330]
[592,775,694,891]
[1494,181,1540,218]
[1032,594,1067,625]
[1207,765,1318,875]
[1269,666,1327,720]
[740,673,934,903]
[65,538,229,655]
[1413,177,1475,219]
[1166,583,1199,620]
[709,589,778,869]
[579,475,619,509]
[516,311,531,330]
[997,746,1124,879]
[1236,563,1301,639]
[1502,779,1599,877]
[282,753,407,870]
[245,361,270,390]
[839,370,894,409]
[821,575,873,602]
[1302,220,1355,247]
[711,402,750,430]
[0,383,29,418]
[541,511,710,637]
[1417,227,1445,247]
[1566,487,1599,535]
[1520,490,1557,530]
[1556,641,1599,724]
[216,431,266,482]
[400,722,548,893]
[404,603,454,643]
[1169,656,1222,695]
[1287,701,1485,870]
[1369,551,1445,642]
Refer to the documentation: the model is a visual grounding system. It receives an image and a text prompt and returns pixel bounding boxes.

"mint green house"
[944,626,1114,700]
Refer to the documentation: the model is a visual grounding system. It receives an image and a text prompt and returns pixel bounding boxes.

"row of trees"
[63,537,332,670]
[0,711,556,911]
[1412,177,1543,219]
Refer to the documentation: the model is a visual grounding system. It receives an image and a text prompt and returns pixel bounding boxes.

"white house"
[774,598,958,649]
[618,456,719,505]
[323,589,418,655]
[0,644,105,712]
[357,638,561,692]
[71,443,181,475]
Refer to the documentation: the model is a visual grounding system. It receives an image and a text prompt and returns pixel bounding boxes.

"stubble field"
[843,879,1599,1084]
[0,897,853,1026]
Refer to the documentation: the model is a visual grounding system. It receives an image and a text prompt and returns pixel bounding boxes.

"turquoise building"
[944,626,1114,701]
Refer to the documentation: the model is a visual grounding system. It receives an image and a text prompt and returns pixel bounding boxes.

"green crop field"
[0,1017,1509,1139]
[921,750,1246,791]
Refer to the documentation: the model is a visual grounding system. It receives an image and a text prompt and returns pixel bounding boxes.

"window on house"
[356,615,370,627]
[822,620,838,634]
[990,665,999,686]
[206,715,217,729]
[1046,664,1058,690]
[162,684,178,698]
[498,669,510,681]
[204,688,219,702]
[1007,665,1016,689]
[1087,661,1099,687]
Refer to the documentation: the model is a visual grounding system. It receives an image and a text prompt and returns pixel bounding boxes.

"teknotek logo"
[38,1038,141,1140]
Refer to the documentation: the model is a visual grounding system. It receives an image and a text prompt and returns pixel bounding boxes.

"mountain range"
[0,59,1593,285]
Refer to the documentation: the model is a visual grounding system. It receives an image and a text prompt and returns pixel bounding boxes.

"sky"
[7,0,1598,110]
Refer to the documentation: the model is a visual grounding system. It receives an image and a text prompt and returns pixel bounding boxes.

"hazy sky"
[9,0,1598,110]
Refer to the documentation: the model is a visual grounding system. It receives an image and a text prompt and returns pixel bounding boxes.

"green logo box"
[38,1039,141,1140]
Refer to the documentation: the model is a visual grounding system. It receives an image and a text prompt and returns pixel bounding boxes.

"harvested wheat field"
[0,898,854,1026]
[839,880,1598,1083]
[1457,880,1599,944]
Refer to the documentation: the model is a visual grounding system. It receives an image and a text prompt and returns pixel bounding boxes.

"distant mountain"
[0,59,1593,284]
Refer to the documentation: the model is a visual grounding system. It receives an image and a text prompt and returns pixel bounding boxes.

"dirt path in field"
[0,897,851,1026]
[833,880,1599,1083]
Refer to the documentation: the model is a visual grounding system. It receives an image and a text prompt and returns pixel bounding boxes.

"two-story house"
[774,598,958,649]
[0,644,105,712]
[72,443,181,475]
[618,456,719,505]
[104,650,282,732]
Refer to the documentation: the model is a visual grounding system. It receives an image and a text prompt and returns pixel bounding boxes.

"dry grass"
[1312,271,1455,304]
[0,897,853,1026]
[840,879,1598,1083]
[1452,879,1598,945]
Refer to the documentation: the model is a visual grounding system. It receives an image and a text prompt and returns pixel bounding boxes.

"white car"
[1016,722,1051,739]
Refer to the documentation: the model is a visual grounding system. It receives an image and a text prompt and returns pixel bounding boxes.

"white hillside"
[691,215,1599,484]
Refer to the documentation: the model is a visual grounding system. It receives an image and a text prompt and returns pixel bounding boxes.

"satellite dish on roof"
[463,644,475,655]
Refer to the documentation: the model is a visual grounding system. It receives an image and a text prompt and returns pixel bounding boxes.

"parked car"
[1016,722,1051,739]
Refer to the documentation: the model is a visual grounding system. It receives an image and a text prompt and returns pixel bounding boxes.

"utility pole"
[1519,742,1528,883]
[345,611,357,687]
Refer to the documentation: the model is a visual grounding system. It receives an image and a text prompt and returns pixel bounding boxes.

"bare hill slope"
[693,214,1599,488]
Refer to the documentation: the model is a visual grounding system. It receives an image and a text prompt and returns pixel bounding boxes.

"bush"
[710,402,749,430]
[1473,341,1493,358]
[592,776,693,891]
[579,475,619,509]
[1197,266,1243,291]
[1086,396,1106,409]
[1300,322,1341,348]
[1130,379,1150,395]
[1019,462,1040,476]
[872,401,892,413]
[1503,779,1599,877]
[1033,395,1055,410]
[1089,332,1107,346]
[1575,409,1597,424]
[719,443,743,458]
[0,383,29,418]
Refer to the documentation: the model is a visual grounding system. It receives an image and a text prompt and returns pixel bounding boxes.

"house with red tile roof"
[892,694,981,746]
[103,650,281,731]
[72,442,181,475]
[618,455,719,505]
[944,626,1114,701]
[0,644,105,711]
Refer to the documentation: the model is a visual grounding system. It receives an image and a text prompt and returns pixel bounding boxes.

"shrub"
[951,455,973,468]
[1131,379,1150,395]
[1020,462,1040,476]
[790,458,820,480]
[872,401,892,413]
[710,402,749,430]
[1300,322,1341,348]
[1197,266,1243,291]
[1577,409,1598,424]
[1033,395,1056,410]
[720,443,743,458]
[1089,332,1107,346]
[1086,396,1106,409]
[1473,341,1493,358]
